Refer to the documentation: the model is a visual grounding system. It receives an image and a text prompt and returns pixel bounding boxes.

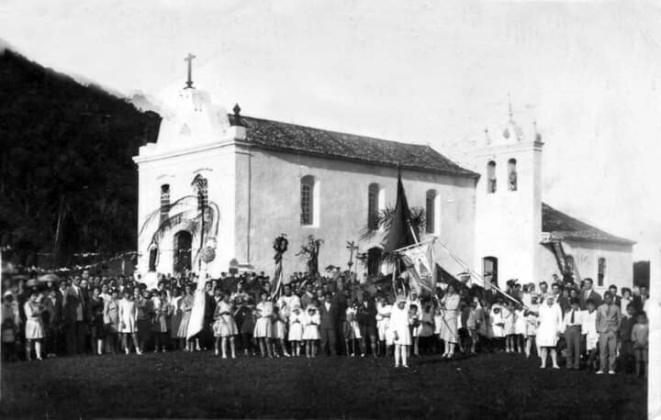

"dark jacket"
[318,301,338,330]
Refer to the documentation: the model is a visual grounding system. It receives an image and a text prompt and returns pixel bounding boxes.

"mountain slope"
[0,49,161,267]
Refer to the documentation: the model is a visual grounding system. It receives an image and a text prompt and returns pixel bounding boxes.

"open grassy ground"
[1,352,646,419]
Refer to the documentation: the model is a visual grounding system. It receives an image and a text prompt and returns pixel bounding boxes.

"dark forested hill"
[0,49,161,267]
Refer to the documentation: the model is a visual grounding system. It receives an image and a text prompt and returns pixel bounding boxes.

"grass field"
[1,351,646,419]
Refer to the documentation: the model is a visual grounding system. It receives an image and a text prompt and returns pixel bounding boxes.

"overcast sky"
[1,0,660,261]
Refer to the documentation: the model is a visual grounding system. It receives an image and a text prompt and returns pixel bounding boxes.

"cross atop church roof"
[184,53,196,89]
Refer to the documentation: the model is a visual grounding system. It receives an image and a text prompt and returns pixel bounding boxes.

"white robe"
[389,304,411,346]
[537,303,563,347]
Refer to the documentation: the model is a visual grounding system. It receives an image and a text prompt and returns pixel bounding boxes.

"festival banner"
[186,272,207,340]
[401,242,436,294]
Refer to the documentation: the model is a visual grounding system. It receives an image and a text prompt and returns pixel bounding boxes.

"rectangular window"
[597,257,606,287]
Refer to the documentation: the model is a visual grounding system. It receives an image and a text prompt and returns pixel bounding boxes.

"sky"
[1,0,660,261]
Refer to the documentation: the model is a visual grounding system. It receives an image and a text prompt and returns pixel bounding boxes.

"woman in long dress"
[213,292,238,359]
[536,295,563,369]
[254,291,274,358]
[390,295,411,368]
[24,289,45,361]
[439,284,460,358]
[119,290,141,355]
[177,284,195,352]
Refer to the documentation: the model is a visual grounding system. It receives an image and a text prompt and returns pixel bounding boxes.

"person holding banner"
[439,284,460,359]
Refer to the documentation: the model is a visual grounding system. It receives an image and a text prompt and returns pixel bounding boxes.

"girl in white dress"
[390,296,411,368]
[303,305,320,358]
[376,296,392,357]
[213,292,238,359]
[344,301,363,357]
[536,295,563,369]
[254,292,274,358]
[514,303,527,353]
[24,289,45,361]
[271,305,290,358]
[288,306,304,356]
[525,297,539,358]
[119,290,141,355]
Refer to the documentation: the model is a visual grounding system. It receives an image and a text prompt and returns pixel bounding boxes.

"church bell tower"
[473,102,545,288]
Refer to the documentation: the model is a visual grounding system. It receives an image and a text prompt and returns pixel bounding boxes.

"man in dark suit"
[580,278,603,310]
[608,285,622,309]
[318,292,338,356]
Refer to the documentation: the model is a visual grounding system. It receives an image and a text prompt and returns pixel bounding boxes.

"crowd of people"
[0,268,650,376]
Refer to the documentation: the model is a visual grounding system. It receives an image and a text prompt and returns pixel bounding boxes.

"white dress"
[389,304,411,346]
[526,305,539,337]
[24,301,45,340]
[119,298,137,333]
[213,301,238,337]
[254,301,273,338]
[514,309,527,336]
[537,303,563,347]
[439,294,460,344]
[288,310,304,341]
[302,309,320,340]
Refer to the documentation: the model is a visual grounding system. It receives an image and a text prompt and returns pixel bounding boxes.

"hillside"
[0,49,161,268]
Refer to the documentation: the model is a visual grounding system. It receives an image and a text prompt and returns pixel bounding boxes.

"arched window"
[508,158,517,191]
[368,183,380,231]
[301,175,315,226]
[160,184,170,223]
[483,256,498,289]
[425,190,438,234]
[487,161,497,193]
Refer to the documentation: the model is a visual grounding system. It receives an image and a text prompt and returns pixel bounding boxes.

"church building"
[133,59,634,293]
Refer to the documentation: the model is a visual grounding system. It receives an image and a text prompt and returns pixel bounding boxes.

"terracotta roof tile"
[231,115,479,178]
[542,203,635,246]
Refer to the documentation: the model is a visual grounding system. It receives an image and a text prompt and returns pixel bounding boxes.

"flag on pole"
[401,241,437,294]
[383,168,416,253]
[187,273,207,340]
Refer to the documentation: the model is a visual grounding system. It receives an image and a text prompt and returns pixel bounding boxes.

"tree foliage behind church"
[0,49,161,267]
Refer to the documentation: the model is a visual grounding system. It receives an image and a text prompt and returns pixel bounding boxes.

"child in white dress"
[288,306,304,356]
[525,298,539,358]
[514,303,527,353]
[303,305,320,358]
[119,290,141,355]
[503,301,516,353]
[254,292,273,358]
[213,293,238,359]
[390,296,411,368]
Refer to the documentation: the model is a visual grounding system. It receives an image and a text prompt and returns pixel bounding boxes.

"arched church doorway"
[174,231,192,274]
[367,247,383,276]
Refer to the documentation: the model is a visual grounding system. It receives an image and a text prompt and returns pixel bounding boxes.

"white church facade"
[133,73,634,293]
